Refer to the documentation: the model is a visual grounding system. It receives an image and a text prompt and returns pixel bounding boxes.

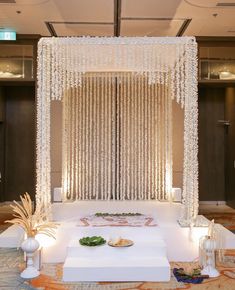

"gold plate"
[108,239,134,247]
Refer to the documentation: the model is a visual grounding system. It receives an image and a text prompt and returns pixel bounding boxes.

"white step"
[0,225,24,247]
[67,239,167,258]
[63,256,170,282]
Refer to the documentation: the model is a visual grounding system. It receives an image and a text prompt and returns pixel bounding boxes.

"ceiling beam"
[176,19,191,36]
[114,0,121,36]
[45,21,57,37]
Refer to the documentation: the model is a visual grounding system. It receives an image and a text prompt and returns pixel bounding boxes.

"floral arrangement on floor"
[79,236,106,247]
[95,212,142,217]
[5,192,58,238]
[173,268,209,284]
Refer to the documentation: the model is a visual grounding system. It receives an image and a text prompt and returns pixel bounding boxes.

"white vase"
[21,237,40,279]
[201,236,220,278]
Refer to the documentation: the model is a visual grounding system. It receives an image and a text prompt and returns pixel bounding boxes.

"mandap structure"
[36,36,198,226]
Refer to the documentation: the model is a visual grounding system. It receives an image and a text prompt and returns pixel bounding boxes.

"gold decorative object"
[108,238,134,247]
[5,192,58,238]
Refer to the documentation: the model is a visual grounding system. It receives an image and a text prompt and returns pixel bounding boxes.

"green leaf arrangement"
[95,212,142,217]
[176,268,201,278]
[79,236,106,246]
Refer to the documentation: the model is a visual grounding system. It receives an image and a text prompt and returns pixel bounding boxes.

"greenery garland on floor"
[79,236,106,246]
[95,212,142,217]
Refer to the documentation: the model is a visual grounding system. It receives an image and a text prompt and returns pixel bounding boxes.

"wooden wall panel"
[199,87,225,201]
[4,86,35,201]
[0,87,5,201]
[225,88,235,208]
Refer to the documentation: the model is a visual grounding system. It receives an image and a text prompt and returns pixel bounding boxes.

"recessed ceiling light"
[185,0,235,8]
[15,0,49,4]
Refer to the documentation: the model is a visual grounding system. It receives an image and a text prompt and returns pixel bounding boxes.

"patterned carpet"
[1,248,235,290]
[0,248,34,289]
[202,212,235,232]
[0,204,14,232]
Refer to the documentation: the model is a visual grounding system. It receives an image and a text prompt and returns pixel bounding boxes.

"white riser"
[0,225,24,248]
[60,227,164,242]
[63,257,170,282]
[67,239,167,258]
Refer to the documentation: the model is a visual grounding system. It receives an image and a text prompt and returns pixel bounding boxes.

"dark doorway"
[199,86,235,205]
[0,87,4,201]
[199,87,225,201]
[0,86,35,201]
[225,87,235,208]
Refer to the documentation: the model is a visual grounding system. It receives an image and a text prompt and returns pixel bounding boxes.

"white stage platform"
[45,201,235,262]
[50,201,174,281]
[1,200,235,282]
[63,238,170,281]
[44,201,235,282]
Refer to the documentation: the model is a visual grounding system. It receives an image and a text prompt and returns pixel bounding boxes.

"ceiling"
[1,0,235,37]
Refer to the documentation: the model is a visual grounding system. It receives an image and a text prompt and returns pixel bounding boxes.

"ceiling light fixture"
[216,2,235,7]
[184,0,235,8]
[0,0,16,3]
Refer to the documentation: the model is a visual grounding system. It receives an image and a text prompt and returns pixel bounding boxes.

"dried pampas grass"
[5,192,58,238]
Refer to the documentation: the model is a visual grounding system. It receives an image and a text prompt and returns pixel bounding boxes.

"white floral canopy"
[36,37,198,226]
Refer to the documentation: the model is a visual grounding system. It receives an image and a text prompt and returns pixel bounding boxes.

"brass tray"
[108,239,134,247]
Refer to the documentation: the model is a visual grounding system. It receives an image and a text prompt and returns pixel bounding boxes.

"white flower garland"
[61,73,172,201]
[36,37,198,225]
